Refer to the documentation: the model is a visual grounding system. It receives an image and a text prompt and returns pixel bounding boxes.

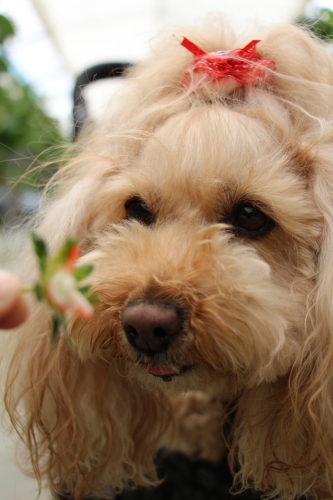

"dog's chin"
[139,362,193,382]
[129,360,230,393]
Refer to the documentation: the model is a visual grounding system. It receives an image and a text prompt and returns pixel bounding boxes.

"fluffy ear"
[231,217,333,499]
[4,304,172,499]
[288,137,333,496]
[284,26,333,497]
[228,26,333,498]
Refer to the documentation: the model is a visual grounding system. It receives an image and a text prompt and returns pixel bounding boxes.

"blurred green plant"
[0,14,65,190]
[298,9,333,41]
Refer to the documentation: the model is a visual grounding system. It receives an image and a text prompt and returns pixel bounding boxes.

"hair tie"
[180,37,276,90]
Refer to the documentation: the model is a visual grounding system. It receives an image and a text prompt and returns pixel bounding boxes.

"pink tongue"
[143,364,175,376]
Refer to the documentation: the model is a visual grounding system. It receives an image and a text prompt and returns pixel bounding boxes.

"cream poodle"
[4,19,333,500]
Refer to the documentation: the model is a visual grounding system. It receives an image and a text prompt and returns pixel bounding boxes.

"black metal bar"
[73,62,131,140]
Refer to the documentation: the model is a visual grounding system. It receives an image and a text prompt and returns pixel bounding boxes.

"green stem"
[21,285,34,293]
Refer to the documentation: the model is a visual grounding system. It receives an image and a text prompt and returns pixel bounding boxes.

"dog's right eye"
[125,198,155,226]
[231,204,274,238]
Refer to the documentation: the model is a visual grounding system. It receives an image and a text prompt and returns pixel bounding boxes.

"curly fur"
[4,17,333,499]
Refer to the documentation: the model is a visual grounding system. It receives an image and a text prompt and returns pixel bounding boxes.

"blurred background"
[0,0,333,498]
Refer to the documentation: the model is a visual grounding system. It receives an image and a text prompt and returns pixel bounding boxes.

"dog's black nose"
[121,302,181,353]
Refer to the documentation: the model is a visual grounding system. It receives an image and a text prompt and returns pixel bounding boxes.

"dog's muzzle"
[121,301,181,354]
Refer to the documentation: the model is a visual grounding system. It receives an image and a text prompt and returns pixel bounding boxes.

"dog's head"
[69,102,319,393]
[64,25,328,396]
[7,22,333,498]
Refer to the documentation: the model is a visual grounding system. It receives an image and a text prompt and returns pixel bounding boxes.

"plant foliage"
[0,14,65,190]
[297,9,333,41]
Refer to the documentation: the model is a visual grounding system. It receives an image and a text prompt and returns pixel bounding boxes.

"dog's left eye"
[125,198,155,226]
[232,204,274,237]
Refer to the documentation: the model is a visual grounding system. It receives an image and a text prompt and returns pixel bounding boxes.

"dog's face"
[70,96,322,394]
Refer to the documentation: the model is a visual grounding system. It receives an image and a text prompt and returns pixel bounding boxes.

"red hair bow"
[181,37,276,90]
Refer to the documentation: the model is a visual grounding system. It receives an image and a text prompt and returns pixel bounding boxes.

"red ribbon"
[181,37,276,89]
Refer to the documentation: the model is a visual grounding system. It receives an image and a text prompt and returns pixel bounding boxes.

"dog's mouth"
[139,362,193,382]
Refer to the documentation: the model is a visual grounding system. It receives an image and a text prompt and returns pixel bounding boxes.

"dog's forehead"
[137,105,288,187]
[116,104,310,223]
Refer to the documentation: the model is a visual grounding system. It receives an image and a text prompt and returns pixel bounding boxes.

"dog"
[4,17,333,500]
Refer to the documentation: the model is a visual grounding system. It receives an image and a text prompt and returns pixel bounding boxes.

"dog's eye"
[125,198,155,226]
[232,204,274,237]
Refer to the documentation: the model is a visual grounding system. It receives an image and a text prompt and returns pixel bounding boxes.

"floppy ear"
[228,25,333,498]
[231,241,333,496]
[288,124,333,496]
[229,218,333,490]
[4,303,172,498]
[4,155,174,498]
[279,25,333,497]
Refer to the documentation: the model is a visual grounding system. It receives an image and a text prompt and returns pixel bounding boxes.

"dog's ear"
[260,29,333,451]
[229,27,333,497]
[4,306,171,498]
[278,26,333,493]
[287,139,333,493]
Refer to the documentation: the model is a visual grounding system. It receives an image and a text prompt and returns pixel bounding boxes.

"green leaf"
[50,312,64,348]
[74,264,93,282]
[34,283,44,301]
[87,295,99,306]
[0,59,7,72]
[0,15,15,44]
[78,285,92,295]
[297,9,333,41]
[54,239,78,266]
[31,232,48,273]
